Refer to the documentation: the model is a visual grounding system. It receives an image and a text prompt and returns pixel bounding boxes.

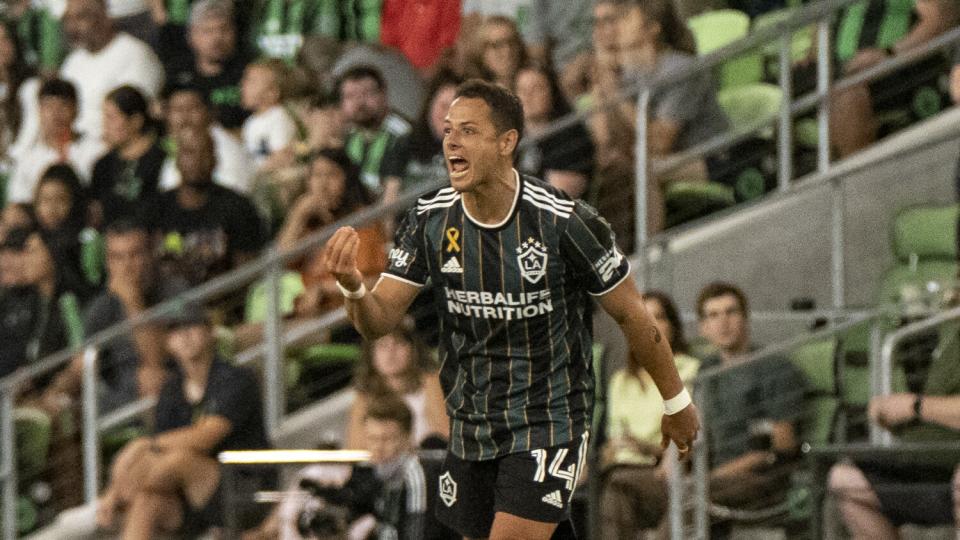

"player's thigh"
[435,452,498,539]
[488,511,557,540]
[494,434,588,527]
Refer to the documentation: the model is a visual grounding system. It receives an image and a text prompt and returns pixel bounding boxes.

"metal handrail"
[875,304,960,446]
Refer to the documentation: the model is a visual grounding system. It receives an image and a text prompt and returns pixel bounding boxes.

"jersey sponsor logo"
[439,471,458,507]
[516,238,548,284]
[441,256,463,274]
[594,247,624,282]
[389,247,410,268]
[444,287,553,320]
[542,490,564,509]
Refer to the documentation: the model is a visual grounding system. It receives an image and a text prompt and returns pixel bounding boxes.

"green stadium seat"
[244,271,307,323]
[752,7,814,77]
[789,338,841,446]
[15,407,51,479]
[664,181,736,228]
[717,83,783,138]
[687,9,763,88]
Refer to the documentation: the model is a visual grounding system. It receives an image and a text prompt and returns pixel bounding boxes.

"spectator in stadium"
[158,83,255,193]
[514,62,595,198]
[345,322,448,450]
[146,125,267,287]
[108,0,157,45]
[40,219,179,414]
[0,19,36,158]
[337,65,411,205]
[60,0,164,141]
[300,89,345,153]
[465,15,529,89]
[240,58,298,171]
[162,0,249,130]
[275,147,387,319]
[245,394,429,540]
[613,0,729,233]
[694,282,806,519]
[89,85,165,227]
[32,165,91,282]
[379,0,462,77]
[523,0,593,103]
[6,78,105,205]
[5,0,67,74]
[250,0,376,62]
[580,0,620,109]
[392,69,463,192]
[830,0,960,158]
[828,331,960,536]
[601,290,700,539]
[0,227,44,379]
[95,301,273,537]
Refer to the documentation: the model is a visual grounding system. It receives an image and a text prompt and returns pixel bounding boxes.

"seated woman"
[95,303,273,537]
[514,62,595,198]
[346,322,448,450]
[32,164,100,284]
[601,290,699,539]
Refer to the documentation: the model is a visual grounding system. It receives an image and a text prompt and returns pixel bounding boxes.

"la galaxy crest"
[516,238,547,284]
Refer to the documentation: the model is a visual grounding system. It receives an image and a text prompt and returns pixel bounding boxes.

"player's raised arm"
[324,226,419,339]
[597,278,700,458]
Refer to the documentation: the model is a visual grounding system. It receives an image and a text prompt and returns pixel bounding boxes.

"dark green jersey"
[385,173,631,460]
[252,0,381,60]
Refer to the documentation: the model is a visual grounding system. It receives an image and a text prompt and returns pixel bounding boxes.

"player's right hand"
[323,226,363,292]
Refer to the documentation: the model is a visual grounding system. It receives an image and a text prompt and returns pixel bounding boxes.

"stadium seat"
[664,181,736,228]
[789,338,840,446]
[15,408,52,479]
[715,83,782,201]
[244,271,306,323]
[752,7,814,78]
[687,9,763,88]
[717,83,783,138]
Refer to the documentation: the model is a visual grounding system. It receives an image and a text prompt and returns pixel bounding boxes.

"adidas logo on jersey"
[441,257,463,274]
[542,490,564,509]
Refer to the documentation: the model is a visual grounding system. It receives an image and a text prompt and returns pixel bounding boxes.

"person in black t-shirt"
[323,79,699,540]
[0,227,41,378]
[95,301,272,535]
[90,85,166,227]
[144,125,267,286]
[163,0,250,130]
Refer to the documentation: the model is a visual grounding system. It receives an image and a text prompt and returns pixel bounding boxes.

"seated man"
[828,325,960,537]
[245,393,430,540]
[96,301,273,536]
[695,282,806,511]
[830,0,960,158]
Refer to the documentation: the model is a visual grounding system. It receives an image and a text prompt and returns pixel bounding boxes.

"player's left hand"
[661,403,700,461]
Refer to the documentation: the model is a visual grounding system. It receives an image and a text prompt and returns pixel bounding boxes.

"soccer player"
[323,79,699,540]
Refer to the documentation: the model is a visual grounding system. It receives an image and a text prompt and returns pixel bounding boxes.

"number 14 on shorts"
[530,447,577,490]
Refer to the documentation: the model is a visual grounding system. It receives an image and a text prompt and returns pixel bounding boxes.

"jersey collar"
[460,169,522,230]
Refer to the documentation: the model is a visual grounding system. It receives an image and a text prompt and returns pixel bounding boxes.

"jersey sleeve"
[562,201,631,296]
[382,206,429,287]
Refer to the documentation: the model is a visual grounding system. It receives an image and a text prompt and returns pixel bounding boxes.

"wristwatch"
[912,393,924,422]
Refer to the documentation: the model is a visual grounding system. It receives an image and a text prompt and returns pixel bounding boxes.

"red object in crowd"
[380,0,462,70]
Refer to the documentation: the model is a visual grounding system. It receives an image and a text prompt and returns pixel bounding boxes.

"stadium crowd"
[0,0,958,537]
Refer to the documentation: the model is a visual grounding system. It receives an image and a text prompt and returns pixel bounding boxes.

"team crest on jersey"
[516,238,548,284]
[439,471,458,507]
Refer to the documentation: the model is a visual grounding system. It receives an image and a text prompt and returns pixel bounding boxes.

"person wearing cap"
[95,300,273,536]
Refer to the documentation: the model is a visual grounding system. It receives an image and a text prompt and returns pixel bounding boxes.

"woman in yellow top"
[601,290,700,538]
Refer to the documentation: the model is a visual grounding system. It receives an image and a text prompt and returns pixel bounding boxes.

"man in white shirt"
[158,84,255,194]
[7,78,105,204]
[60,0,164,140]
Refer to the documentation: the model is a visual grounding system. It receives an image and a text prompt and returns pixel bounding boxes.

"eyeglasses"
[484,38,515,51]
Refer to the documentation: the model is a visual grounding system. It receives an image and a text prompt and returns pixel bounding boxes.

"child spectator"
[240,58,298,171]
[6,78,105,205]
[89,85,165,227]
[346,323,448,450]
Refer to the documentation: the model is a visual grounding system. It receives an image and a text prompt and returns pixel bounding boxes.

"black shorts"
[860,462,955,527]
[435,432,589,539]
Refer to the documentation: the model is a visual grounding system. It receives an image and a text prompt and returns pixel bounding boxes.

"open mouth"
[448,156,470,177]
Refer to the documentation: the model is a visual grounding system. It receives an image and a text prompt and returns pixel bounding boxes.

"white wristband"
[663,388,692,415]
[336,281,367,299]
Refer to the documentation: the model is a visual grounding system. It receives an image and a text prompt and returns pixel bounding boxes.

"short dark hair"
[364,394,413,434]
[161,83,211,107]
[454,79,524,139]
[335,64,386,100]
[38,78,77,104]
[696,281,749,319]
[104,217,149,239]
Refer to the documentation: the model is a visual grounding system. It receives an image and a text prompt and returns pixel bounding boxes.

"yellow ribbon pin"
[446,228,461,253]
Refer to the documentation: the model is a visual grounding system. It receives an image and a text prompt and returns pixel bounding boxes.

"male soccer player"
[323,79,699,540]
